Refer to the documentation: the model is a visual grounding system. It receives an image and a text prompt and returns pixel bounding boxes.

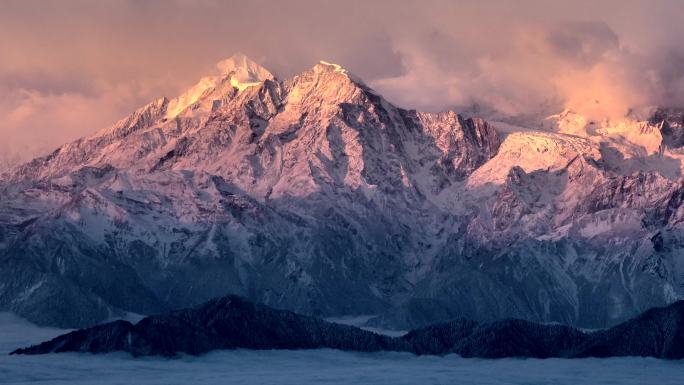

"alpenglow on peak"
[216,53,274,91]
[314,60,366,86]
[164,54,274,119]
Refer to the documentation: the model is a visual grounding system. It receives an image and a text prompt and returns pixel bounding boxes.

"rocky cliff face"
[0,55,682,330]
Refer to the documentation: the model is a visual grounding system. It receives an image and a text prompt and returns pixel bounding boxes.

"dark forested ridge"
[11,296,684,359]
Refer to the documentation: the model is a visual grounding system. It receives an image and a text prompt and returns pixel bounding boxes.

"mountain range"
[1,53,683,330]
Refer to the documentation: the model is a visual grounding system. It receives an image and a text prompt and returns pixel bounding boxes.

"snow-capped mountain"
[1,54,683,329]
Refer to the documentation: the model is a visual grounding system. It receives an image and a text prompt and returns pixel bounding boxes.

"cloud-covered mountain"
[1,55,683,330]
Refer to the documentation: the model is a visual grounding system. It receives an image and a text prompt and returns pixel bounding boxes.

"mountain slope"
[1,54,683,329]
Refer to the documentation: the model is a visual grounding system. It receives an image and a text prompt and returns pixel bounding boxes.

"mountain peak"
[162,54,273,119]
[316,60,347,73]
[314,60,365,85]
[216,53,274,91]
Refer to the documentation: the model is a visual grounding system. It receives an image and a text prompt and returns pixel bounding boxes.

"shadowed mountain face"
[1,55,684,331]
[12,296,410,357]
[11,296,684,359]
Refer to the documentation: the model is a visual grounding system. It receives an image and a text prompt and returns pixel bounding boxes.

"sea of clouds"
[1,312,683,385]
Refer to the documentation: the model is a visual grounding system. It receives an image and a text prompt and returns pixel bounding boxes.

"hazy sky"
[1,0,684,166]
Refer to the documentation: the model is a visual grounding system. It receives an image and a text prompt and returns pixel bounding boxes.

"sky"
[1,0,684,167]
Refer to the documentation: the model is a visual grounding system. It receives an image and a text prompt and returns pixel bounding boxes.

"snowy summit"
[216,53,274,91]
[165,53,274,119]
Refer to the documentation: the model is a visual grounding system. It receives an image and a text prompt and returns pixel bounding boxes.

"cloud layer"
[1,0,684,166]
